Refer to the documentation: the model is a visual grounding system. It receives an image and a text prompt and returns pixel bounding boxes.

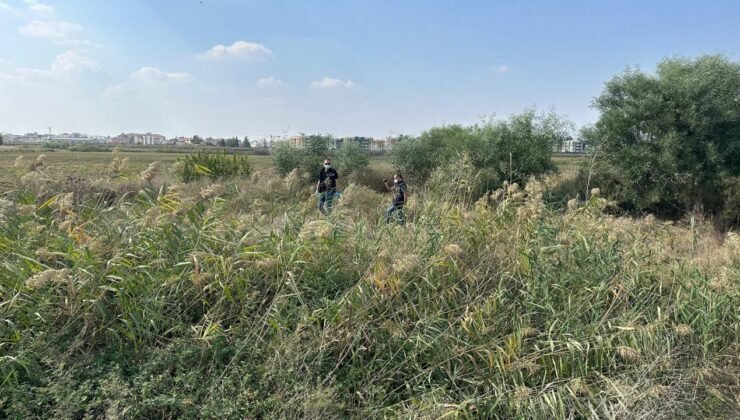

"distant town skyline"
[2,0,739,138]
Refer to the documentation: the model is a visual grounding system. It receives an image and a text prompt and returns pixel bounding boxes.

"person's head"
[393,173,403,183]
[323,159,331,169]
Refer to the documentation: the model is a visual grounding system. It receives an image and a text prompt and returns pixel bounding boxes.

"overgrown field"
[0,149,275,186]
[0,154,737,418]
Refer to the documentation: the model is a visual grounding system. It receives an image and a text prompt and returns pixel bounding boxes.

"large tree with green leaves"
[590,55,740,218]
[391,109,571,187]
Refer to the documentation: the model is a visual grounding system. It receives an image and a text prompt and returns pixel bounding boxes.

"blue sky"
[1,0,739,138]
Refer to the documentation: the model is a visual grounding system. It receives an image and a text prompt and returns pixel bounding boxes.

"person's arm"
[382,179,392,192]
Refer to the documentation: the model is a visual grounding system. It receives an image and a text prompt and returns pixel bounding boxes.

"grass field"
[1,149,737,418]
[0,149,275,185]
[0,147,583,186]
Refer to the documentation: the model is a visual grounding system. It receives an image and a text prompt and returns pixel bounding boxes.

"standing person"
[316,158,339,214]
[383,173,407,225]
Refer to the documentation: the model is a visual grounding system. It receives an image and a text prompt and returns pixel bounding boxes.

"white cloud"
[0,1,22,16]
[200,40,272,60]
[51,50,98,72]
[24,0,54,15]
[131,67,196,83]
[0,50,98,84]
[19,20,83,39]
[256,76,286,88]
[488,65,509,73]
[309,77,356,89]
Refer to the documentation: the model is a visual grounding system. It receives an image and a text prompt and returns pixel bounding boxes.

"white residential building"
[131,132,166,145]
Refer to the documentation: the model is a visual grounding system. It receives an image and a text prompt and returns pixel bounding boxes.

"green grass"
[1,152,734,419]
[0,148,582,185]
[0,149,274,185]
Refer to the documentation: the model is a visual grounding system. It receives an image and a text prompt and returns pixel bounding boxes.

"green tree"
[243,136,251,148]
[302,134,333,179]
[471,110,570,186]
[391,110,570,187]
[0,134,3,146]
[590,54,740,218]
[270,134,334,177]
[226,137,240,148]
[335,141,369,176]
[271,143,303,176]
[191,135,202,145]
[218,139,227,147]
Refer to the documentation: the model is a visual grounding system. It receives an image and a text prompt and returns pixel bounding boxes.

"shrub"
[391,110,571,188]
[174,152,252,182]
[335,141,369,176]
[271,143,304,176]
[271,134,335,179]
[590,54,740,221]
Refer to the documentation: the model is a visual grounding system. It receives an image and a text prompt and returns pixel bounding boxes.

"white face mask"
[324,164,331,168]
[394,179,399,184]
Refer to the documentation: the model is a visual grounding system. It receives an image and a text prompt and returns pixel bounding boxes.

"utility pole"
[48,127,52,142]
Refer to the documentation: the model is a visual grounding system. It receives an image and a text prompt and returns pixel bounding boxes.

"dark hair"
[394,173,403,179]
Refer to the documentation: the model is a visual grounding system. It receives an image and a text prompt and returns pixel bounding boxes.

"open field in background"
[552,153,587,171]
[0,148,583,187]
[0,150,273,185]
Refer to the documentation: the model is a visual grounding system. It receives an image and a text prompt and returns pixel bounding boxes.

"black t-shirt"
[392,181,407,205]
[319,168,339,192]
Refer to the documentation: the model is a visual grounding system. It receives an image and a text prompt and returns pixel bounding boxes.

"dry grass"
[0,154,737,419]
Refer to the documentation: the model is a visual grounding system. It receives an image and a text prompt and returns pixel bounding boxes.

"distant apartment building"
[342,136,372,150]
[554,138,588,153]
[133,132,166,145]
[289,135,305,148]
[370,138,386,151]
[7,132,46,144]
[110,132,166,145]
[368,136,401,151]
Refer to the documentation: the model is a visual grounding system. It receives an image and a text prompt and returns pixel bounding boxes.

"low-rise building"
[109,132,166,145]
[554,138,588,153]
[289,135,305,148]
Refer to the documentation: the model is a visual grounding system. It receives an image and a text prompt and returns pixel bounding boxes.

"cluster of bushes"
[172,152,252,182]
[390,110,572,197]
[272,134,370,179]
[384,55,740,228]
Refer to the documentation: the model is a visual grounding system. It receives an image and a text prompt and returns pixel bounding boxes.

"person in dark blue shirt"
[316,158,339,214]
[383,173,407,225]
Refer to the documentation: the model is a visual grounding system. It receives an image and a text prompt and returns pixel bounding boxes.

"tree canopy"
[590,54,740,217]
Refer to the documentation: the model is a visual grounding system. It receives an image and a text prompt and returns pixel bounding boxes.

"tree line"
[273,55,739,227]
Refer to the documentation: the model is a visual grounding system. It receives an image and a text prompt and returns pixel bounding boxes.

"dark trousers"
[385,203,405,225]
[318,190,336,214]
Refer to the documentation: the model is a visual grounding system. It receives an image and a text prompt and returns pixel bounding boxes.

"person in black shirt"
[316,158,339,214]
[383,173,407,225]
